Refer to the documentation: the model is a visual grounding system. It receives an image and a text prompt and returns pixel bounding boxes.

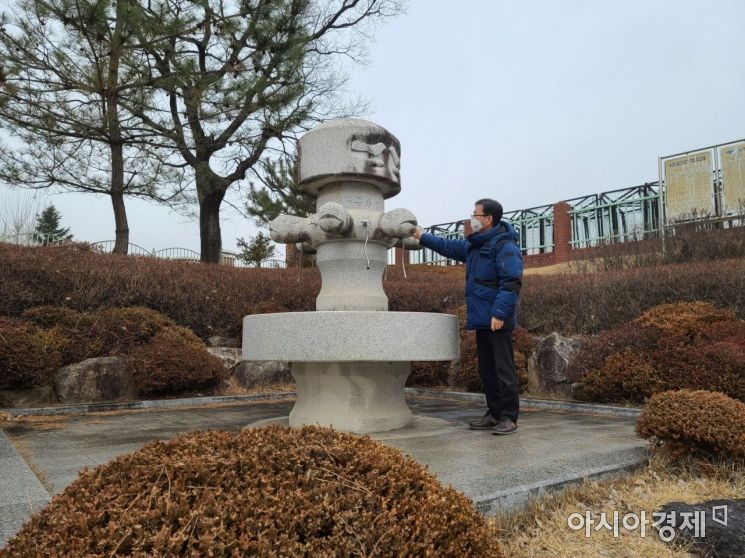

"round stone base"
[289,361,412,433]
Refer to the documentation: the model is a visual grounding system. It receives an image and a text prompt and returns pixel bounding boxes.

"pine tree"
[33,205,73,245]
[245,155,315,226]
[237,232,276,267]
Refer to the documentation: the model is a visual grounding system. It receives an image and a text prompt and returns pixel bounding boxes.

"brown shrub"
[569,321,661,384]
[579,350,660,403]
[573,301,745,403]
[3,243,744,338]
[0,426,502,557]
[408,361,450,387]
[22,305,104,365]
[91,306,175,355]
[131,327,228,396]
[634,301,737,338]
[0,318,64,389]
[521,258,745,335]
[21,305,89,328]
[636,390,745,460]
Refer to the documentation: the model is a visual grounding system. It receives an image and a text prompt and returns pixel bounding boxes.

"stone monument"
[242,118,459,433]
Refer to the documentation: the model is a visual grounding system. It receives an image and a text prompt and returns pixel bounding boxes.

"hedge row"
[2,243,743,339]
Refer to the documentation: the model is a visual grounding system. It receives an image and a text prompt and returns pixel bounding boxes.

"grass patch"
[491,451,744,557]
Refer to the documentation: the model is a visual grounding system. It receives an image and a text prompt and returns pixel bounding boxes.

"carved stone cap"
[298,118,401,199]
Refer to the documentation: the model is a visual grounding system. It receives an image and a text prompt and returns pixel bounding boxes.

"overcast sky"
[2,0,745,255]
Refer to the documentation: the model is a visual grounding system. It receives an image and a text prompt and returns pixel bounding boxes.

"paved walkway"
[0,396,647,547]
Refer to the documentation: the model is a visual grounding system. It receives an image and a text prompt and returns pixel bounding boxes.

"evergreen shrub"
[636,389,745,460]
[0,426,502,557]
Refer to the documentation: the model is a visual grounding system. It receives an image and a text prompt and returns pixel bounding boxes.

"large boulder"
[527,333,583,398]
[53,357,135,404]
[658,499,745,558]
[232,361,293,389]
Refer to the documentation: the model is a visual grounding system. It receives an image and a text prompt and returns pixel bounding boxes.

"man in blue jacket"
[413,199,523,435]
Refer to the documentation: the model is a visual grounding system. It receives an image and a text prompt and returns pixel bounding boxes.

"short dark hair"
[475,198,503,223]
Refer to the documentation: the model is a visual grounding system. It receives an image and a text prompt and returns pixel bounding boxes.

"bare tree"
[0,186,46,243]
[126,0,404,262]
[0,0,189,253]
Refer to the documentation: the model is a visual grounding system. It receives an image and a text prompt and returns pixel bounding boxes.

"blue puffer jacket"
[419,222,523,330]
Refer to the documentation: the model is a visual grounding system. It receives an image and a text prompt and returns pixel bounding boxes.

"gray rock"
[53,357,135,404]
[658,499,745,558]
[207,336,240,348]
[207,347,242,369]
[232,361,292,389]
[0,386,57,408]
[527,333,583,399]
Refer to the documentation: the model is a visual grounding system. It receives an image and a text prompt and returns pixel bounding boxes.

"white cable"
[363,221,371,270]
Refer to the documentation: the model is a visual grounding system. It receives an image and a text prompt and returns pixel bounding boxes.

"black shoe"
[467,411,491,426]
[492,418,517,435]
[469,415,498,430]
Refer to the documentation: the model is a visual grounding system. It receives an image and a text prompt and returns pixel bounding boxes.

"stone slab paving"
[0,397,648,547]
[0,430,51,545]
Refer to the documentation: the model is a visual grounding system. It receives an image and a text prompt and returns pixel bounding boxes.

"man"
[413,199,523,435]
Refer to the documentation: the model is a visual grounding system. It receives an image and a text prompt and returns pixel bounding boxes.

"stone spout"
[377,208,417,241]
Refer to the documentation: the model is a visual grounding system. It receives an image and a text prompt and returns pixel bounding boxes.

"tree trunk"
[199,189,225,263]
[108,0,128,255]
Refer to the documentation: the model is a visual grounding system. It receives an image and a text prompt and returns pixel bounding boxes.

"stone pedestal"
[290,362,412,432]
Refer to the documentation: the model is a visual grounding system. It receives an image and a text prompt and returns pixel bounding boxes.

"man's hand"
[491,317,504,331]
[413,226,423,240]
[463,219,473,237]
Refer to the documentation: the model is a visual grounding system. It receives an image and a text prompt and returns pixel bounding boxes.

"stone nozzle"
[269,206,419,250]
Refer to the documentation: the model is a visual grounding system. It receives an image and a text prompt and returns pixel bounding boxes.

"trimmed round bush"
[636,389,745,460]
[131,326,228,396]
[0,426,502,557]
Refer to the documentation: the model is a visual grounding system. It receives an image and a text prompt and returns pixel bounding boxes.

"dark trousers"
[475,329,520,423]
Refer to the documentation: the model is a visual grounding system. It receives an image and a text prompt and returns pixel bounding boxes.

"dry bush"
[569,321,662,384]
[22,306,102,364]
[636,390,745,460]
[573,301,745,403]
[521,258,745,335]
[0,426,502,557]
[581,350,661,403]
[408,361,450,387]
[635,301,737,338]
[91,306,176,355]
[3,243,744,338]
[131,327,228,396]
[0,243,319,338]
[0,318,64,389]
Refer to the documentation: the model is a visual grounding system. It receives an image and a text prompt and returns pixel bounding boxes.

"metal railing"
[567,182,661,248]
